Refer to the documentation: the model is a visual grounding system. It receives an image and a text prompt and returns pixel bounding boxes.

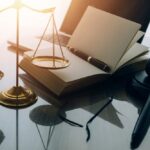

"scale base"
[0,86,37,108]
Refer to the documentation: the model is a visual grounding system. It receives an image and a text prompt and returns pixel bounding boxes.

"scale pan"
[31,56,70,69]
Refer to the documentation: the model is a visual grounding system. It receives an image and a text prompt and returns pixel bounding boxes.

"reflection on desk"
[0,41,149,150]
[18,72,150,150]
[0,130,5,145]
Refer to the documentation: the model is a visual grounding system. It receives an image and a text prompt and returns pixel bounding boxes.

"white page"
[68,6,141,71]
[115,43,148,70]
[128,31,144,48]
[50,49,106,82]
[24,45,106,83]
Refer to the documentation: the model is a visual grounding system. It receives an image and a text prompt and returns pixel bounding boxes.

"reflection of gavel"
[130,59,150,149]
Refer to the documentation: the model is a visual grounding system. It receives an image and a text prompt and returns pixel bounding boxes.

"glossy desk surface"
[0,9,150,150]
[0,40,149,150]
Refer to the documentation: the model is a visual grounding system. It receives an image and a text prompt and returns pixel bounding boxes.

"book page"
[68,6,141,71]
[24,45,106,83]
[51,49,106,82]
[128,31,144,48]
[115,43,148,70]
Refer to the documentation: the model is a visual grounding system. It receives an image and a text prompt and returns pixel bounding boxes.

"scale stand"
[0,0,37,108]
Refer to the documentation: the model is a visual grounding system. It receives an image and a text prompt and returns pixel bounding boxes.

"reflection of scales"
[0,0,69,108]
[29,105,63,150]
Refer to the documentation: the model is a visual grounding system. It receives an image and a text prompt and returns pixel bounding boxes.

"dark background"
[60,0,150,34]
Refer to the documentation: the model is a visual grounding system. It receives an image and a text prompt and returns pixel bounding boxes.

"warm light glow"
[0,0,57,9]
[0,0,72,40]
[0,0,15,8]
[22,0,57,9]
[0,0,72,67]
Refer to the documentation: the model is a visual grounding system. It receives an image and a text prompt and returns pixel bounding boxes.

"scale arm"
[23,4,55,13]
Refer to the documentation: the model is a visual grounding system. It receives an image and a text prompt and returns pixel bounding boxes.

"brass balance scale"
[0,0,70,108]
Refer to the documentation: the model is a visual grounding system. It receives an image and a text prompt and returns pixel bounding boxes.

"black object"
[129,61,150,149]
[68,47,111,72]
[0,130,5,145]
[131,94,150,149]
[86,96,113,141]
[131,71,150,99]
[145,59,150,76]
[58,113,83,128]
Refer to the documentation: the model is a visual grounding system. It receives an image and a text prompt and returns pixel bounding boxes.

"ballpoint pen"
[131,93,150,149]
[68,47,111,72]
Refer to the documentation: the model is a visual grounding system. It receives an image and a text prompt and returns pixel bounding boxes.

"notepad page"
[128,31,145,48]
[24,45,106,83]
[68,6,141,71]
[115,43,148,70]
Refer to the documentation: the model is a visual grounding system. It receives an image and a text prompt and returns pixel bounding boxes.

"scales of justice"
[0,0,70,108]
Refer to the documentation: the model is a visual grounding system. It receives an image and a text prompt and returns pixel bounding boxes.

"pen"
[130,93,150,149]
[68,47,111,72]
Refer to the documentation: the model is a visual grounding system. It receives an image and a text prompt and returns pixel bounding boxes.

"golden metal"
[0,0,38,108]
[32,56,69,69]
[0,86,37,108]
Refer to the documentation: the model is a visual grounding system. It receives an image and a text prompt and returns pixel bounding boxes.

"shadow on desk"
[19,73,145,129]
[29,105,59,150]
[0,130,5,145]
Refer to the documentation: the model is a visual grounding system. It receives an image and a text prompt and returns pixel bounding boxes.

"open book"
[17,6,149,96]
